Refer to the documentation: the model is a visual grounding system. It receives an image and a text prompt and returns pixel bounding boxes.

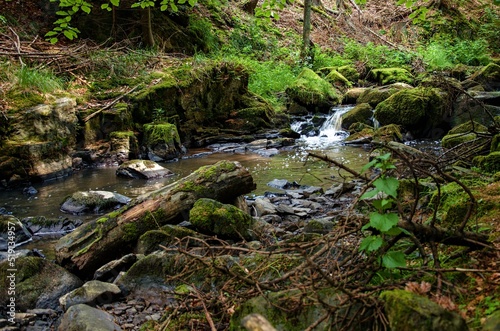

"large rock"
[357,83,413,108]
[0,98,78,185]
[190,198,255,240]
[374,87,446,138]
[21,216,83,236]
[143,123,183,161]
[341,103,373,130]
[0,215,32,251]
[116,159,173,179]
[59,280,121,311]
[286,68,342,113]
[462,63,500,91]
[369,68,414,85]
[381,289,468,331]
[60,191,132,215]
[55,160,255,278]
[0,257,82,312]
[58,304,122,331]
[441,121,490,149]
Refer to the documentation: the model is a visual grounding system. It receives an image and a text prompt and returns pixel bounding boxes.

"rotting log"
[55,160,256,278]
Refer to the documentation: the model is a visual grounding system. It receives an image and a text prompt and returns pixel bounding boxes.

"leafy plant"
[14,66,64,94]
[359,153,406,269]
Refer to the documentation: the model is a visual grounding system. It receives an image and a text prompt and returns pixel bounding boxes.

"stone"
[380,289,468,331]
[190,198,255,240]
[341,103,373,130]
[253,198,278,217]
[357,83,412,108]
[143,123,183,162]
[59,280,122,311]
[304,218,335,234]
[58,304,122,331]
[369,68,414,85]
[0,257,82,311]
[116,159,174,179]
[482,309,500,331]
[60,190,131,215]
[93,254,138,282]
[0,215,32,251]
[21,216,83,236]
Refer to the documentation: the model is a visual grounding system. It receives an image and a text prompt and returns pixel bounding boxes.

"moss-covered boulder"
[441,121,490,149]
[337,65,360,83]
[374,87,445,138]
[473,152,500,173]
[344,127,375,144]
[143,123,182,161]
[136,225,201,255]
[0,256,82,311]
[373,124,403,143]
[230,289,374,331]
[369,68,414,85]
[491,134,500,152]
[0,98,78,184]
[343,87,367,104]
[483,309,500,331]
[286,68,342,113]
[59,280,121,311]
[58,303,122,331]
[324,69,352,90]
[60,190,131,215]
[190,198,255,240]
[109,131,139,162]
[462,63,500,91]
[429,182,470,226]
[381,289,467,331]
[357,83,413,108]
[341,103,373,130]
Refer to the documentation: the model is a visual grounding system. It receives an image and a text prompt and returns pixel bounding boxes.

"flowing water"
[0,106,369,222]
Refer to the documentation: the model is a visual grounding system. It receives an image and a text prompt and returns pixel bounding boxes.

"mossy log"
[55,160,255,278]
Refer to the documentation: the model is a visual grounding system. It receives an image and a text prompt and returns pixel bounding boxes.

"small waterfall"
[293,106,352,148]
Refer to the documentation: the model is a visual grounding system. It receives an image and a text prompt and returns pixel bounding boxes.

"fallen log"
[55,160,256,278]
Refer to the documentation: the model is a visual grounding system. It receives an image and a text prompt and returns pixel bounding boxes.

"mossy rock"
[473,152,500,173]
[491,134,500,152]
[343,87,367,104]
[230,288,374,331]
[348,122,373,134]
[341,103,373,130]
[374,87,445,138]
[109,130,139,158]
[429,182,470,226]
[136,226,201,255]
[441,122,489,149]
[373,124,403,143]
[143,123,182,161]
[189,198,255,240]
[60,190,131,215]
[344,127,375,144]
[324,69,352,90]
[357,83,412,108]
[286,68,342,112]
[337,65,360,83]
[463,63,500,91]
[0,257,82,311]
[369,68,414,85]
[448,121,489,135]
[380,289,467,331]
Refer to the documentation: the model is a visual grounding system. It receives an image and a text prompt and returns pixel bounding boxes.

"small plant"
[14,66,64,94]
[359,153,406,269]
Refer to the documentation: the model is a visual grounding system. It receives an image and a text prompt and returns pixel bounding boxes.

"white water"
[293,106,352,149]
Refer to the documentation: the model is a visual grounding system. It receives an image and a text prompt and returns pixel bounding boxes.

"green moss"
[189,198,254,240]
[441,132,478,149]
[109,131,135,139]
[286,68,342,109]
[374,87,444,137]
[337,65,360,83]
[380,289,467,331]
[429,182,470,226]
[143,123,181,146]
[448,121,489,134]
[324,69,352,89]
[345,127,375,143]
[373,124,403,143]
[370,68,414,85]
[491,134,500,152]
[357,86,402,108]
[473,152,500,173]
[341,103,373,130]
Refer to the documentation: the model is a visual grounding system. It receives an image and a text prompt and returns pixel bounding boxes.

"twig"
[192,284,217,331]
[83,84,140,122]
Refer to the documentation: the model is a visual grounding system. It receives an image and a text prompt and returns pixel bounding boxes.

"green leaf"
[160,4,168,10]
[170,2,178,11]
[49,37,58,44]
[63,29,75,40]
[382,251,406,268]
[110,0,120,6]
[131,3,140,8]
[359,235,383,252]
[369,212,399,232]
[45,31,58,37]
[372,199,393,211]
[178,0,187,3]
[188,0,197,6]
[373,177,399,198]
[360,188,380,200]
[385,226,403,236]
[361,158,378,173]
[56,10,69,15]
[81,5,91,14]
[101,3,109,9]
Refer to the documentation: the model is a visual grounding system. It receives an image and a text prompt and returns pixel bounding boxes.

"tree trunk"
[301,0,312,60]
[55,160,256,278]
[242,0,259,15]
[141,7,155,47]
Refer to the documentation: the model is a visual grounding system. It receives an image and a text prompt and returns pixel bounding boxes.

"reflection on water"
[0,145,370,220]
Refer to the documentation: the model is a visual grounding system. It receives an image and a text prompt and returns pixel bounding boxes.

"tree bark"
[141,7,155,47]
[301,0,312,60]
[55,160,256,278]
[242,0,259,15]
